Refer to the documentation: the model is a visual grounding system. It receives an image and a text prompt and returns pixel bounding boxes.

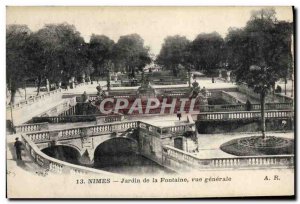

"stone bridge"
[23,119,198,167]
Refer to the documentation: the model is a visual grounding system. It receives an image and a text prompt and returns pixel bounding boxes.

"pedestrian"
[245,99,252,111]
[177,112,182,121]
[14,137,23,160]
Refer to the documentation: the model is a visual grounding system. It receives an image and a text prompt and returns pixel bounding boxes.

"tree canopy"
[6,25,31,103]
[112,33,152,77]
[88,34,114,76]
[226,8,293,91]
[156,35,191,76]
[190,32,224,74]
[6,9,293,103]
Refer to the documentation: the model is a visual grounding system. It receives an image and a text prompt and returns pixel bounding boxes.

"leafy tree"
[226,8,293,139]
[113,34,151,78]
[88,34,114,77]
[31,23,88,92]
[156,35,190,76]
[6,24,31,103]
[190,32,224,74]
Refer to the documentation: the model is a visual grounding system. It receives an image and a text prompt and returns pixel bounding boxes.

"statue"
[81,91,88,103]
[137,75,156,98]
[189,81,200,98]
[96,85,106,101]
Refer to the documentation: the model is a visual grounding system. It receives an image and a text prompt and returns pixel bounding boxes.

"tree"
[156,35,190,76]
[227,8,293,139]
[30,23,88,93]
[6,24,31,103]
[113,34,151,78]
[190,32,224,74]
[88,34,114,77]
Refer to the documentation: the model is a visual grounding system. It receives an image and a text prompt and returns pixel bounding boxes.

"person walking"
[177,112,182,121]
[14,137,23,160]
[245,99,252,111]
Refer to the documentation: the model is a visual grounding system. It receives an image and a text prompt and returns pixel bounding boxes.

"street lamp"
[249,64,270,139]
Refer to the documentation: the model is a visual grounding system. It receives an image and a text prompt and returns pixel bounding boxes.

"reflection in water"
[43,142,173,175]
[93,152,173,175]
[42,146,80,165]
[93,137,173,175]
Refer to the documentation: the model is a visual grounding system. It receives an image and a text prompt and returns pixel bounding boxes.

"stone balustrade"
[26,121,140,143]
[161,124,194,134]
[139,122,162,135]
[103,114,124,123]
[92,121,138,134]
[162,145,294,170]
[33,115,96,123]
[21,134,116,175]
[15,122,48,133]
[199,103,293,112]
[198,110,293,121]
[26,120,193,144]
[7,89,63,110]
[27,131,50,142]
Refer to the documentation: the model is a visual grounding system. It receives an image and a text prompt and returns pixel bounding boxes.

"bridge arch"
[93,137,139,168]
[41,145,81,165]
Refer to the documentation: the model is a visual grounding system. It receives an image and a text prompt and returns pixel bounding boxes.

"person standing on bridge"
[14,137,23,160]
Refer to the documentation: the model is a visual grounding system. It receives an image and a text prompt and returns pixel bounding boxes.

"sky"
[6,6,293,55]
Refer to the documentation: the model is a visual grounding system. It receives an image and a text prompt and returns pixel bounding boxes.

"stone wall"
[7,92,63,125]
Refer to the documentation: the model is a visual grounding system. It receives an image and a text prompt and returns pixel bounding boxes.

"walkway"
[193,77,237,90]
[7,134,45,177]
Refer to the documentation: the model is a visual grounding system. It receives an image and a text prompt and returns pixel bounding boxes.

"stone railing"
[103,114,124,123]
[7,89,63,110]
[161,124,195,134]
[26,131,51,143]
[27,121,140,143]
[21,134,116,175]
[32,115,96,123]
[199,103,293,112]
[35,98,77,118]
[90,121,138,135]
[139,121,163,135]
[27,119,194,143]
[7,90,65,125]
[15,122,49,133]
[197,110,293,121]
[162,145,294,170]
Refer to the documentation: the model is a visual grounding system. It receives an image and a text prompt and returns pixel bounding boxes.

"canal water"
[93,153,173,175]
[42,145,173,175]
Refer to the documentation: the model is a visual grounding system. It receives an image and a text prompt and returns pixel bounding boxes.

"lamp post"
[9,79,14,130]
[249,65,270,139]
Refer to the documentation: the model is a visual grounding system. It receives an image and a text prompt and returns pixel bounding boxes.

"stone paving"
[7,134,46,177]
[193,77,237,90]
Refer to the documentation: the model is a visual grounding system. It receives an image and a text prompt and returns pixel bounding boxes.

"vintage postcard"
[6,6,295,198]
